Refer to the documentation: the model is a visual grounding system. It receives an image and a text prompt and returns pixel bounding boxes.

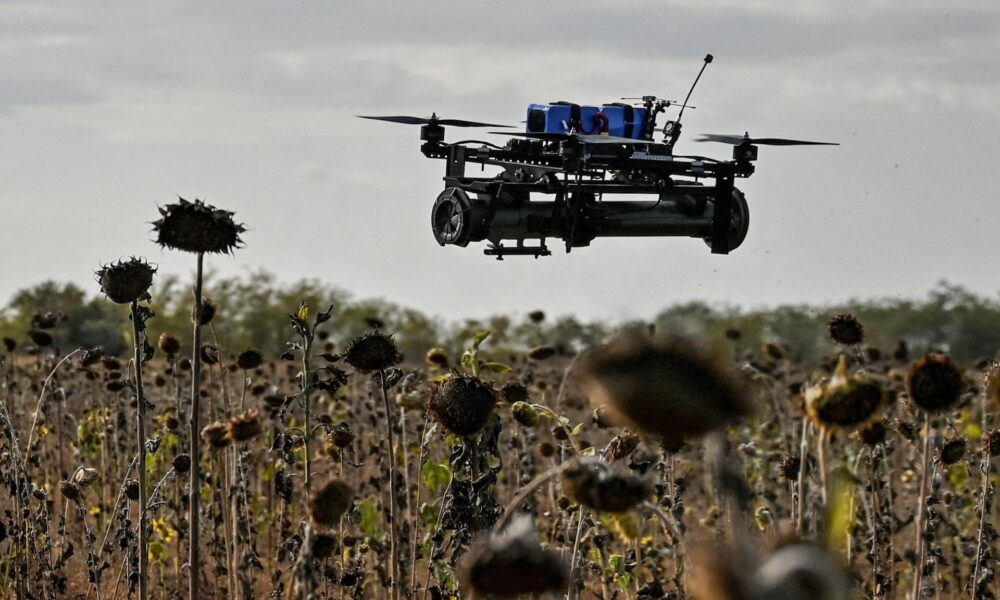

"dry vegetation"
[1,200,998,600]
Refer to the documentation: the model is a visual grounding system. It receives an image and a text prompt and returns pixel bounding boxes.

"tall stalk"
[189,252,205,600]
[380,371,400,600]
[131,300,149,600]
[912,413,932,600]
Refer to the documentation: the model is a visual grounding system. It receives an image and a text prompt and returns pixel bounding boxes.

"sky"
[1,1,998,323]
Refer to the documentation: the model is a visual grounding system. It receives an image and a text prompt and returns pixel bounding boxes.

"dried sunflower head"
[153,197,245,254]
[158,333,181,356]
[200,422,230,449]
[906,354,964,413]
[578,335,752,448]
[343,331,402,372]
[96,258,156,305]
[804,355,887,433]
[309,479,354,528]
[428,375,497,436]
[227,409,262,443]
[460,516,568,598]
[560,460,652,513]
[236,349,264,370]
[425,347,449,368]
[827,313,864,346]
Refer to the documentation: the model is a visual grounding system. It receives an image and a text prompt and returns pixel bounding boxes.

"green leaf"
[480,361,512,374]
[460,350,475,372]
[357,496,382,538]
[419,502,439,526]
[423,461,452,495]
[570,423,585,437]
[472,330,491,349]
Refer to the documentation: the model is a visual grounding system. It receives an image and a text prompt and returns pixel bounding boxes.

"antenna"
[675,54,712,127]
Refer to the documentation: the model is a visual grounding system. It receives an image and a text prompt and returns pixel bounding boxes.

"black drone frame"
[360,55,836,259]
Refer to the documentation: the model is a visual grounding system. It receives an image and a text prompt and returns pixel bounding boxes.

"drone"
[361,54,836,259]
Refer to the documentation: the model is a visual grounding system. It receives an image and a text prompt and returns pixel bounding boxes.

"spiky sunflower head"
[804,355,887,433]
[236,349,264,370]
[227,409,262,443]
[560,460,652,513]
[939,438,967,465]
[778,454,801,481]
[172,454,192,473]
[460,516,569,598]
[200,422,230,449]
[906,354,964,413]
[510,401,539,427]
[827,313,864,346]
[96,258,156,305]
[28,329,53,348]
[309,479,354,528]
[578,335,752,448]
[343,331,402,372]
[153,197,245,254]
[425,347,449,368]
[59,481,82,503]
[603,430,640,462]
[158,333,181,356]
[500,382,529,404]
[428,374,497,436]
[124,478,140,501]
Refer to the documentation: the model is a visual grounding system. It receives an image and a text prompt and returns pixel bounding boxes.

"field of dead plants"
[1,199,998,600]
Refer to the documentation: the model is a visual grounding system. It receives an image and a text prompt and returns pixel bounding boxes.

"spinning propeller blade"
[696,133,838,146]
[358,115,512,128]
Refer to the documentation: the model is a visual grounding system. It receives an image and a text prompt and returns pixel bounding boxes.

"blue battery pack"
[526,102,649,139]
[599,104,649,139]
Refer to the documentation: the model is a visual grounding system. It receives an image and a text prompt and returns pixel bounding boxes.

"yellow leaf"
[298,303,310,322]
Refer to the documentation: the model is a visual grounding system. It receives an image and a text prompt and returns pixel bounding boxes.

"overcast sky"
[1,1,998,322]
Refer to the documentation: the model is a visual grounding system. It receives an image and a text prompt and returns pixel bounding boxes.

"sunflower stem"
[380,370,400,600]
[189,252,204,600]
[912,412,932,600]
[131,300,149,600]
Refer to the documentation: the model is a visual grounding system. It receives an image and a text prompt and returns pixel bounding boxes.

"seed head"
[859,421,888,446]
[73,467,100,487]
[460,516,569,598]
[827,313,864,346]
[778,454,801,481]
[312,533,337,560]
[200,344,219,366]
[28,329,53,348]
[527,310,546,324]
[528,345,557,361]
[425,347,449,368]
[907,354,964,413]
[227,409,262,443]
[500,382,529,404]
[2,337,15,352]
[986,429,1000,457]
[343,331,402,372]
[172,454,192,473]
[939,438,967,465]
[428,375,497,436]
[804,355,887,432]
[95,258,156,305]
[310,479,354,528]
[192,297,217,325]
[153,197,245,254]
[201,422,230,448]
[579,335,752,448]
[158,333,181,355]
[331,423,354,449]
[60,481,82,503]
[236,349,264,370]
[560,460,652,513]
[124,478,140,501]
[603,431,640,462]
[510,402,539,427]
[80,347,104,368]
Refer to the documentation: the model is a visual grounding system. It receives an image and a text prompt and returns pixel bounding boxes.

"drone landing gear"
[485,240,551,260]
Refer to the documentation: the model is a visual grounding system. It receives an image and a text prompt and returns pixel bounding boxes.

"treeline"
[1,272,998,364]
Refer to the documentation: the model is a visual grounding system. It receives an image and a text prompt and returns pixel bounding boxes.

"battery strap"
[554,101,581,133]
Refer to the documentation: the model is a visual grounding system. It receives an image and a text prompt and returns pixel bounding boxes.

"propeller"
[696,133,838,146]
[358,113,512,128]
[491,131,651,146]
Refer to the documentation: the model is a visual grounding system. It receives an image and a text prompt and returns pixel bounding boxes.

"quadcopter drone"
[361,55,836,259]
